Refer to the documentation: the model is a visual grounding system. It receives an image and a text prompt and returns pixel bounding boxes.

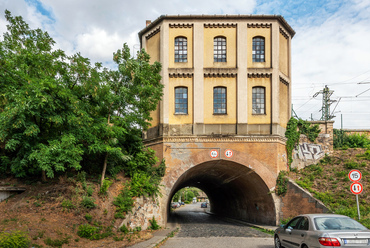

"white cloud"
[1,0,370,128]
[291,0,370,128]
[75,28,123,63]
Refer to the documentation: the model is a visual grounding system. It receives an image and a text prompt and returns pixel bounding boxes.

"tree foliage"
[0,10,164,181]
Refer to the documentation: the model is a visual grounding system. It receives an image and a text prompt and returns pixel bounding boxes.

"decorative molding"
[204,23,237,28]
[144,135,287,146]
[279,28,289,39]
[247,23,271,28]
[145,27,160,40]
[204,73,237,78]
[280,76,289,86]
[169,73,193,78]
[247,73,272,78]
[169,23,193,28]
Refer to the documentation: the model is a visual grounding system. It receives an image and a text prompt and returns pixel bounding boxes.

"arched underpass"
[167,160,276,225]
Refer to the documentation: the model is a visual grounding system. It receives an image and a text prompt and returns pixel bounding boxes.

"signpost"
[349,170,362,220]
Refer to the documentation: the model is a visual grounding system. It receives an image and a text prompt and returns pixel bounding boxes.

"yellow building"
[139,15,295,138]
[134,16,315,228]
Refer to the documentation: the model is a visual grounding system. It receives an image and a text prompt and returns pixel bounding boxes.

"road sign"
[225,149,233,158]
[350,182,363,195]
[210,150,219,158]
[349,169,362,182]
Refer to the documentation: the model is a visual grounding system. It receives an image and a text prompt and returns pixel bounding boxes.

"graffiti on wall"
[295,143,324,161]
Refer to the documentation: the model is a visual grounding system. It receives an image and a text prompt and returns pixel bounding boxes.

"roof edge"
[138,14,296,40]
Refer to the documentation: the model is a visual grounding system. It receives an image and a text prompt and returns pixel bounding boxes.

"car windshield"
[314,217,367,231]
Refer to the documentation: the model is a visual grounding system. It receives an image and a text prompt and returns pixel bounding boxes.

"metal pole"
[341,114,343,130]
[356,195,361,220]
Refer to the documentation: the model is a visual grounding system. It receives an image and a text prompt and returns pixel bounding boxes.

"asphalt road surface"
[161,202,274,248]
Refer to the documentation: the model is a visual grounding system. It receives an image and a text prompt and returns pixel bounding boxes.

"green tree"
[0,11,163,183]
[0,10,85,180]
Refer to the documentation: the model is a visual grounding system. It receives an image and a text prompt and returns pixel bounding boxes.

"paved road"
[161,203,274,248]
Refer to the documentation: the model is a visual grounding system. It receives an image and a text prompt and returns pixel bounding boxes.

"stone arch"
[164,150,278,225]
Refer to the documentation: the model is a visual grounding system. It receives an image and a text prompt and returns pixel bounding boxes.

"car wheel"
[301,245,308,248]
[274,235,282,248]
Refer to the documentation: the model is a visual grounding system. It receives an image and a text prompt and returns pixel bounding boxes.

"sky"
[1,0,370,129]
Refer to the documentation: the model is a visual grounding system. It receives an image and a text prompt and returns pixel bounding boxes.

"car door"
[280,217,303,248]
[289,217,309,247]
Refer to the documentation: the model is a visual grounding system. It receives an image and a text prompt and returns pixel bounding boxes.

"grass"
[290,148,370,228]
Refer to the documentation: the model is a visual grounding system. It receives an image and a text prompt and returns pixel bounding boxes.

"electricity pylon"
[313,85,337,121]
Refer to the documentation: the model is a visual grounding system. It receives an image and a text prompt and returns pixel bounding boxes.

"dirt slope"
[0,173,153,247]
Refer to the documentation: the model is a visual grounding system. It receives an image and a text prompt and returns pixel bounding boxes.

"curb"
[127,223,178,248]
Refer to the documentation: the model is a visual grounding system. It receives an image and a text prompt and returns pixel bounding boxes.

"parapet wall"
[280,180,329,221]
[291,121,334,170]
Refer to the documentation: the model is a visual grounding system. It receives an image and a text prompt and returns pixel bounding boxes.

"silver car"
[274,214,370,248]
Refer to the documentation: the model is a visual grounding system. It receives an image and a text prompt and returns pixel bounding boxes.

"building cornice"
[169,23,193,28]
[204,72,237,78]
[204,23,237,28]
[145,26,160,40]
[169,73,193,78]
[279,75,289,85]
[279,27,289,39]
[247,73,272,78]
[144,135,287,146]
[139,15,295,42]
[247,23,271,28]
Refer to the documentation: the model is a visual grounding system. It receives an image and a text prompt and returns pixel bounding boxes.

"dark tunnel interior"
[167,160,276,225]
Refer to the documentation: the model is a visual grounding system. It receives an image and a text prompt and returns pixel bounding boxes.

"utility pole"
[313,85,336,121]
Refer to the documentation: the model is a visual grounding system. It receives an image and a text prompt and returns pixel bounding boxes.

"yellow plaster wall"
[247,27,271,68]
[279,82,289,127]
[146,32,160,127]
[203,77,236,124]
[247,77,271,124]
[279,32,289,76]
[203,27,236,68]
[146,32,160,64]
[169,77,193,124]
[149,104,160,128]
[169,27,193,68]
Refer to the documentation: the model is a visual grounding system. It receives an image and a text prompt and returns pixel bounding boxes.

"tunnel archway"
[167,159,276,225]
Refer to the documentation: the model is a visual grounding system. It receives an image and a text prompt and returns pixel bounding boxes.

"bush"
[0,231,31,248]
[119,225,129,234]
[77,224,99,239]
[61,199,75,209]
[275,171,289,196]
[80,196,96,209]
[100,178,113,195]
[44,237,70,247]
[86,186,94,196]
[148,217,160,230]
[113,184,134,219]
[334,129,370,149]
[85,214,92,222]
[344,160,360,169]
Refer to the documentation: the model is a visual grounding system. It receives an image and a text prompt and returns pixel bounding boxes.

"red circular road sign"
[210,150,219,158]
[350,182,363,195]
[349,169,362,182]
[225,149,233,158]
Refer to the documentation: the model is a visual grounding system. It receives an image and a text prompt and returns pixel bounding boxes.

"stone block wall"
[119,196,161,230]
[291,121,334,170]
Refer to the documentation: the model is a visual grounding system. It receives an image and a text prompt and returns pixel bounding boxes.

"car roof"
[299,214,350,218]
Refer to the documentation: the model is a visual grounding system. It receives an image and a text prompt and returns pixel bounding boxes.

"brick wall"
[280,180,329,221]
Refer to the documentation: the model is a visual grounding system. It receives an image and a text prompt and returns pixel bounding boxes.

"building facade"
[137,15,298,226]
[140,15,295,139]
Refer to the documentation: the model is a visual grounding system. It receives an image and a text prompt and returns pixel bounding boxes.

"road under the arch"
[167,160,276,225]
